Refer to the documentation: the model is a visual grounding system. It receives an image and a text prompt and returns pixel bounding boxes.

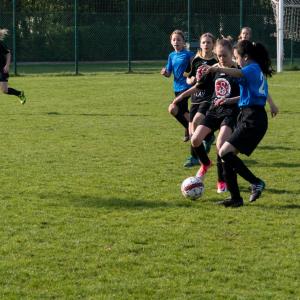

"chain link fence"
[0,0,299,74]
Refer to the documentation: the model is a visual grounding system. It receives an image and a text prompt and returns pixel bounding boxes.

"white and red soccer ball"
[181,176,204,200]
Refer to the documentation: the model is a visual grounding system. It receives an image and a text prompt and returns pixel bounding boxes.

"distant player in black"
[181,33,218,168]
[0,28,26,104]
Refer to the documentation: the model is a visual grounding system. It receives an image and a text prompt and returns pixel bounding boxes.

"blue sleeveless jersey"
[165,49,194,92]
[238,63,268,107]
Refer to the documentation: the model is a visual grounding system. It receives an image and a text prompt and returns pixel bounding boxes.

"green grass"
[13,59,300,75]
[0,71,299,299]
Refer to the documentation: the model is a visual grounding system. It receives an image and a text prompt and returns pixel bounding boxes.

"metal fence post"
[290,39,294,65]
[239,0,244,29]
[12,0,17,75]
[187,0,191,44]
[127,0,132,73]
[74,0,79,75]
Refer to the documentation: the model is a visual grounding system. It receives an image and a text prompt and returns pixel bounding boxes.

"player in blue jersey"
[205,40,278,207]
[161,30,194,142]
[0,28,26,104]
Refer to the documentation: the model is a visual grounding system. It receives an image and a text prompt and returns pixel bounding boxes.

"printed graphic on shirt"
[215,78,231,98]
[196,65,208,81]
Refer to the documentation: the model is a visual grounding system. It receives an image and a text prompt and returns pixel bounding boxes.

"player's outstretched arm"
[205,66,243,78]
[267,93,279,118]
[172,85,198,105]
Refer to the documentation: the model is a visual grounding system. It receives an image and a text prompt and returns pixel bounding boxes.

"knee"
[218,147,227,159]
[191,135,201,148]
[168,103,177,116]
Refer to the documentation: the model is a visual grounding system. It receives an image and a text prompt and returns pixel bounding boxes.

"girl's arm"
[205,66,244,78]
[160,67,171,77]
[161,55,172,77]
[172,85,199,105]
[186,76,196,85]
[267,93,279,118]
[3,51,11,73]
[214,96,240,106]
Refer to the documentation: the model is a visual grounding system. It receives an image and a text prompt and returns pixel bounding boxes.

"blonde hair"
[170,29,186,42]
[0,28,9,41]
[238,27,252,41]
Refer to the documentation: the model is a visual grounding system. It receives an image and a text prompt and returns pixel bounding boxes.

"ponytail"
[236,40,274,77]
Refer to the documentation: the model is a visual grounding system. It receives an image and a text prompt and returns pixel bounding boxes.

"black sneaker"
[249,180,265,202]
[183,134,190,142]
[217,197,244,207]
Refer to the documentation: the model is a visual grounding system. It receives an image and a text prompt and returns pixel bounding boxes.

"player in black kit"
[179,33,218,168]
[174,38,240,193]
[0,28,26,104]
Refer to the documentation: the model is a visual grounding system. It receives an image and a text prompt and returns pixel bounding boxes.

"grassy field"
[0,71,299,299]
[13,58,300,75]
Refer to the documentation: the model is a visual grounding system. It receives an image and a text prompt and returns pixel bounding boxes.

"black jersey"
[0,41,9,69]
[197,66,240,116]
[185,53,218,104]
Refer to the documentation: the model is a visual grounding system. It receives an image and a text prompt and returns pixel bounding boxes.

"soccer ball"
[181,176,204,200]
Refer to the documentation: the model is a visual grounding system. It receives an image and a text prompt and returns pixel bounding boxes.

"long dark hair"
[235,40,274,77]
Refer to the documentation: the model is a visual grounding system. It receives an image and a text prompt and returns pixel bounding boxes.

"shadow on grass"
[40,193,196,210]
[5,112,152,117]
[47,112,152,117]
[259,145,296,151]
[238,159,300,168]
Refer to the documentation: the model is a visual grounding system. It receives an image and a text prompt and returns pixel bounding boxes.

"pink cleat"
[217,181,228,194]
[196,160,212,179]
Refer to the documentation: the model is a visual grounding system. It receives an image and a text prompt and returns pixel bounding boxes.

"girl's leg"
[191,125,212,178]
[168,103,189,138]
[219,142,265,202]
[0,81,26,104]
[216,126,232,193]
[0,82,8,93]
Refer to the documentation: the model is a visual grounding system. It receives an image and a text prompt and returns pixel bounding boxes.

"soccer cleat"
[18,91,27,105]
[249,180,265,202]
[203,134,215,154]
[183,156,200,168]
[217,181,228,194]
[183,134,190,142]
[217,197,244,207]
[195,160,212,179]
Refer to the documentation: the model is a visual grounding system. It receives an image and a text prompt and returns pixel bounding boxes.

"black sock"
[221,152,260,184]
[222,161,241,199]
[7,88,21,96]
[190,146,197,159]
[204,131,214,142]
[174,112,189,129]
[217,155,225,182]
[192,144,210,165]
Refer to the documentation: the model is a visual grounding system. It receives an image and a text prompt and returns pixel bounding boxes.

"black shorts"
[189,101,210,121]
[174,90,189,113]
[228,106,268,156]
[0,72,9,82]
[201,104,239,132]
